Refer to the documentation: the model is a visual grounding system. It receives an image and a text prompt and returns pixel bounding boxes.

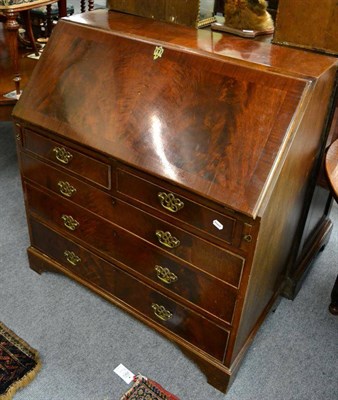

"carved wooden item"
[107,0,216,28]
[12,10,337,393]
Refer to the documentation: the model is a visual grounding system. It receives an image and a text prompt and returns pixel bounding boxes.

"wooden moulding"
[273,0,338,55]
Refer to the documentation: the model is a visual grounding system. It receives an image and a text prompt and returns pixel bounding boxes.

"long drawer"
[22,128,111,189]
[20,159,245,288]
[25,183,239,324]
[29,218,230,361]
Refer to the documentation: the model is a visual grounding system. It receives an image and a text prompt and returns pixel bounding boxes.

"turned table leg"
[3,10,21,96]
[80,0,86,13]
[88,0,94,11]
[45,5,54,37]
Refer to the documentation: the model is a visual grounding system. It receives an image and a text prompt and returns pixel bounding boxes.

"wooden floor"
[0,24,38,121]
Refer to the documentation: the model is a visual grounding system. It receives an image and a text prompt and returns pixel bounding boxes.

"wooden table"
[326,140,338,201]
[326,139,338,315]
[0,0,67,98]
[0,24,38,121]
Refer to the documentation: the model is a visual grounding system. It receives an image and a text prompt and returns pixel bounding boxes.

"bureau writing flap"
[13,11,336,218]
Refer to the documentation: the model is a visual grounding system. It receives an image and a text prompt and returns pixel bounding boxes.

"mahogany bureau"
[12,10,337,393]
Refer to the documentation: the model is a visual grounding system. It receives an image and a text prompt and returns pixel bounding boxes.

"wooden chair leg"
[329,275,338,315]
[58,0,67,17]
[21,10,39,56]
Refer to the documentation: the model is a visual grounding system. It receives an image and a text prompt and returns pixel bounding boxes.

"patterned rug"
[120,374,180,400]
[0,322,41,400]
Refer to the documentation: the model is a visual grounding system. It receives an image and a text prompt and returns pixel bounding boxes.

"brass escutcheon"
[158,192,184,213]
[155,230,180,249]
[53,146,73,164]
[64,250,81,266]
[153,46,164,60]
[58,181,77,198]
[61,214,79,231]
[155,265,178,285]
[151,303,173,321]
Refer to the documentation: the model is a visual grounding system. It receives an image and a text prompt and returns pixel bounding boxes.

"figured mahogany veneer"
[13,10,337,393]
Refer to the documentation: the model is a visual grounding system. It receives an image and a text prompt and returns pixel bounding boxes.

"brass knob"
[243,234,252,243]
[155,265,178,284]
[58,181,77,198]
[158,192,184,213]
[61,214,79,231]
[53,146,73,164]
[151,303,172,321]
[155,230,180,249]
[64,250,81,266]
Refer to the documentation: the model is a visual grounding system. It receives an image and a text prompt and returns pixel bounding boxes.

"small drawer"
[29,219,229,361]
[116,167,240,245]
[20,151,111,204]
[22,128,111,189]
[24,182,245,289]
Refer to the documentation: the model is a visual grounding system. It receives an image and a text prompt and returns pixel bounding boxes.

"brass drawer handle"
[158,192,184,213]
[151,303,173,321]
[155,230,180,249]
[58,181,77,198]
[155,265,178,284]
[64,250,81,266]
[61,214,79,231]
[53,146,73,164]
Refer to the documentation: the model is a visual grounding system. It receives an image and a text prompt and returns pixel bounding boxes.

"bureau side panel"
[228,65,337,366]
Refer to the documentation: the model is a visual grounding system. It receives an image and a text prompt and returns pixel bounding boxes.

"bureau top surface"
[13,10,337,218]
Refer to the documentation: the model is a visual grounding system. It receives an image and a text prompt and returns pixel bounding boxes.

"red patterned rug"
[120,374,180,400]
[0,322,41,400]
